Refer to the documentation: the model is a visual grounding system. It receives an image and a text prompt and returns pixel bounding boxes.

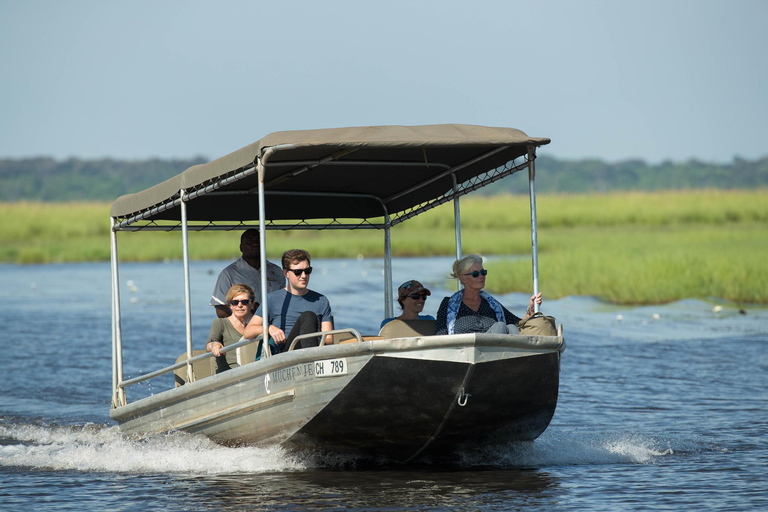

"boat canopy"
[110,124,549,230]
[109,123,551,406]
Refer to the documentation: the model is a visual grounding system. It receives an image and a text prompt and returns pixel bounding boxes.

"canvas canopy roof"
[110,124,549,230]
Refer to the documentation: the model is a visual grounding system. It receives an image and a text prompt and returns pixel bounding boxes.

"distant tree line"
[1,154,766,201]
[483,155,768,195]
[0,156,207,201]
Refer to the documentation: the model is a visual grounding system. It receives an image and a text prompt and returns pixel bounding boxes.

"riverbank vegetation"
[3,155,767,200]
[1,189,766,304]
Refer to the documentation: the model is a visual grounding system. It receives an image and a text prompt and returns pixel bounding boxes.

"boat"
[108,124,565,462]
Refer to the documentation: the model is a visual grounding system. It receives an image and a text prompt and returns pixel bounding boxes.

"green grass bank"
[1,189,767,304]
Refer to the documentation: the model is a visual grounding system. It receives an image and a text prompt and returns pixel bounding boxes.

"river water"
[1,258,766,511]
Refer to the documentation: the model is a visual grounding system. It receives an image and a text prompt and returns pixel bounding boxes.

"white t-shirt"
[210,257,285,307]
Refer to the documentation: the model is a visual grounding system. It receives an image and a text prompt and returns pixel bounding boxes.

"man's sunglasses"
[229,299,252,306]
[286,266,313,276]
[407,293,429,300]
[463,269,488,278]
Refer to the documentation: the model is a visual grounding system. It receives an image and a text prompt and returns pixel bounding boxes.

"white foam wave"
[0,422,313,474]
[454,428,676,467]
[1,422,682,474]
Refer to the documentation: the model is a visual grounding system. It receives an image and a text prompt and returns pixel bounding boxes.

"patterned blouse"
[435,296,521,335]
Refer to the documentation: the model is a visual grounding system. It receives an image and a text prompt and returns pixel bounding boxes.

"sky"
[1,0,766,164]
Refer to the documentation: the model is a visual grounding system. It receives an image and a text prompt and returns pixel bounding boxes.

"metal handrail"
[117,336,263,390]
[288,328,362,351]
[117,328,361,391]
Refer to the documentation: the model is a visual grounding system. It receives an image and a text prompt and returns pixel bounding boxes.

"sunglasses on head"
[286,266,313,276]
[407,293,428,300]
[463,269,488,278]
[229,299,252,306]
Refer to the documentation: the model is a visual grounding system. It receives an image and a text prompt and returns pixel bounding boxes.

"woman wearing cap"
[206,283,255,373]
[436,254,542,335]
[380,280,436,329]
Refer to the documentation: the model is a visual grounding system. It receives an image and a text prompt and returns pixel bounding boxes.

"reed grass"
[484,224,768,305]
[1,190,766,304]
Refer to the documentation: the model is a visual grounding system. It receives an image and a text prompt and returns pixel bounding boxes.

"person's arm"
[320,320,334,345]
[321,298,334,344]
[523,293,543,318]
[508,292,543,325]
[435,298,449,335]
[244,314,287,344]
[244,314,263,339]
[206,319,225,356]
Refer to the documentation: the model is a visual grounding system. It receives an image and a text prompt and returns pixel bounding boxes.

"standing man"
[245,249,333,357]
[210,228,285,318]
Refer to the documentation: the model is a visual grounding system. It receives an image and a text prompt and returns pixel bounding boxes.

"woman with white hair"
[435,254,542,335]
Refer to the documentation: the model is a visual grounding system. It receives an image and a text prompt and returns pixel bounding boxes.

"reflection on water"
[190,469,559,511]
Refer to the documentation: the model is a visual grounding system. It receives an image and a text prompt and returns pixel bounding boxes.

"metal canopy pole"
[110,217,126,407]
[257,156,271,358]
[452,174,462,289]
[255,145,292,357]
[527,147,540,313]
[180,189,195,380]
[384,212,393,319]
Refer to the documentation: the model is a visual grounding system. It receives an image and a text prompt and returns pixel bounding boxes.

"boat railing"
[117,335,265,391]
[116,328,364,404]
[288,328,363,351]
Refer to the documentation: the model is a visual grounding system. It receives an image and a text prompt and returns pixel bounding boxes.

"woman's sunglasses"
[407,293,429,300]
[229,299,252,306]
[463,269,488,278]
[286,266,313,276]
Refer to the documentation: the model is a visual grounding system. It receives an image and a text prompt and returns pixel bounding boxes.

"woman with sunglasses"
[380,280,436,330]
[206,283,255,373]
[436,254,542,335]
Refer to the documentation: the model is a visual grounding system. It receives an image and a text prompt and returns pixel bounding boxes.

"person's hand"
[525,292,543,317]
[209,341,223,356]
[268,325,286,344]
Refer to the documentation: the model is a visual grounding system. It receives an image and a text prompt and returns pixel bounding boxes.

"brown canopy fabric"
[110,124,549,226]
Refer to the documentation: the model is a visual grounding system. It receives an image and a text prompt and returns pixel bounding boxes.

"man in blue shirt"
[245,249,333,356]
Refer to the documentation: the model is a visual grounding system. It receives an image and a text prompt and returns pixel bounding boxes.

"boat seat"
[236,338,260,366]
[378,319,437,338]
[173,350,215,387]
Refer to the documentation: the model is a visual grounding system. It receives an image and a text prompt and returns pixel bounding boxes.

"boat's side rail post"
[452,173,462,289]
[110,217,126,408]
[383,210,394,319]
[180,188,196,381]
[527,146,540,313]
[287,328,363,351]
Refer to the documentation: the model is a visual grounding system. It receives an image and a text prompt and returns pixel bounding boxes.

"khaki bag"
[518,312,558,336]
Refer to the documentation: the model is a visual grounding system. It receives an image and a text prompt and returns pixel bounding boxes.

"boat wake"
[0,421,312,474]
[451,428,679,468]
[1,421,710,474]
